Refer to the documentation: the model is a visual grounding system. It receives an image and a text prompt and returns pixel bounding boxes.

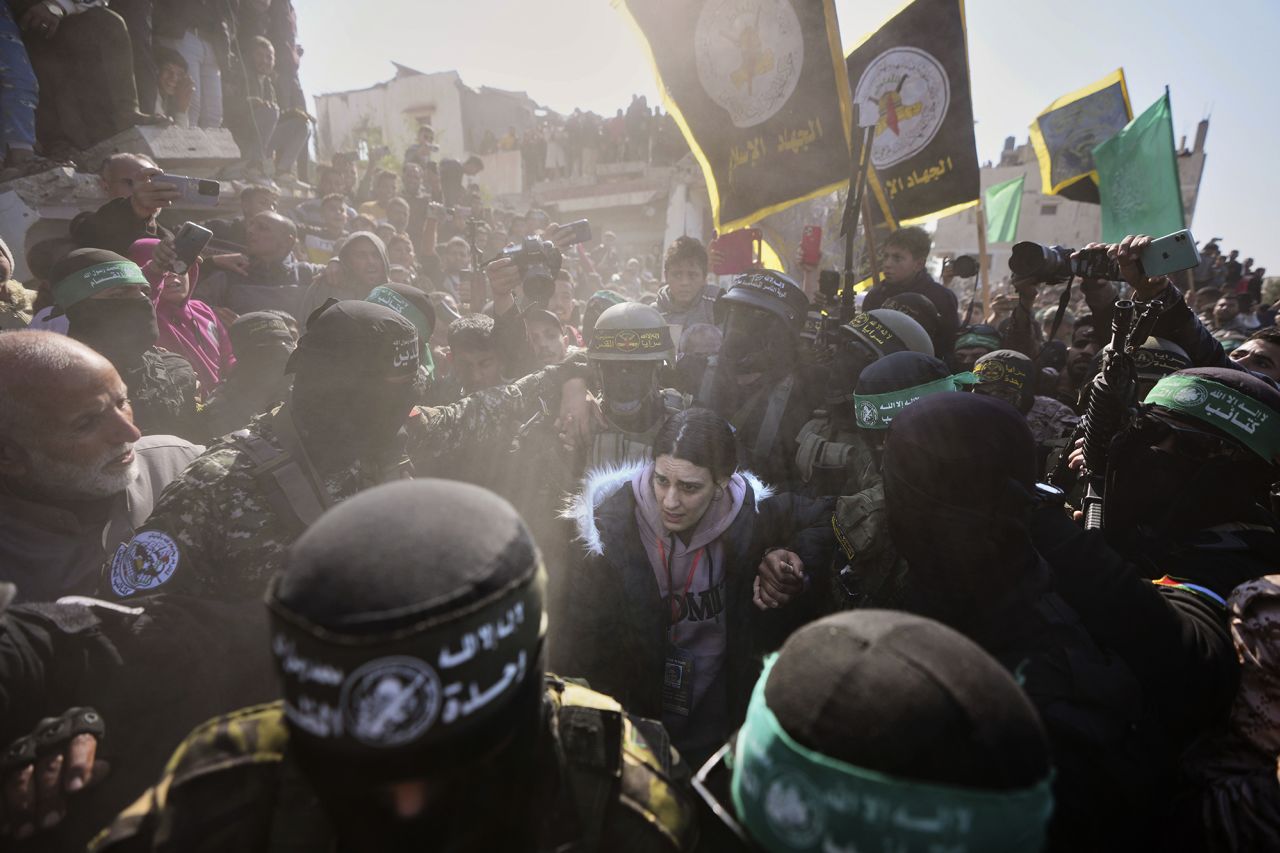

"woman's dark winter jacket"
[554,461,834,746]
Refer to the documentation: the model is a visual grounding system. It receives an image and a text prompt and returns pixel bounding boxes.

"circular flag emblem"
[857,400,879,426]
[1172,384,1209,407]
[853,47,951,169]
[762,772,825,847]
[341,656,442,747]
[694,0,805,129]
[979,360,1006,382]
[109,531,180,597]
[615,330,641,352]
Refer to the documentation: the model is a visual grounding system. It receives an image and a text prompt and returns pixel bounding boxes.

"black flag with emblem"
[845,0,979,226]
[620,0,852,232]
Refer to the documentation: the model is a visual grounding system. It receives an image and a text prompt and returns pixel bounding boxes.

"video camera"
[500,237,562,305]
[1009,242,1120,284]
[1009,229,1201,285]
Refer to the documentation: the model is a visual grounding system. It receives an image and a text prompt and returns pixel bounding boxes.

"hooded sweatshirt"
[630,460,747,752]
[300,231,390,318]
[130,239,234,392]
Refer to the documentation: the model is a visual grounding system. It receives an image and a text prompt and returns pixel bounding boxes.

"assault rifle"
[1076,297,1163,530]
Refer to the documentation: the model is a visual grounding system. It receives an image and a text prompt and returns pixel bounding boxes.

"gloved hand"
[1,707,107,840]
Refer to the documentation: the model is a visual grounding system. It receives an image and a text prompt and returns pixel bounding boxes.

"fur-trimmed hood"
[561,459,775,557]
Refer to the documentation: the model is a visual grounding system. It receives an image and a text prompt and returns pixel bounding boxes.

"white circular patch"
[857,400,879,426]
[109,531,180,597]
[340,656,442,747]
[853,47,951,169]
[1172,384,1208,407]
[694,0,805,128]
[762,771,825,847]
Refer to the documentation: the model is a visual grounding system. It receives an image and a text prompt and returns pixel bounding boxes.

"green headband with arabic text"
[367,285,435,379]
[1144,375,1280,463]
[853,373,978,430]
[730,654,1054,852]
[53,261,150,309]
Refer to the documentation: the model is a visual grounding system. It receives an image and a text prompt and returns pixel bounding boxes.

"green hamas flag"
[1094,92,1185,243]
[984,174,1025,243]
[619,0,853,232]
[845,0,980,226]
[1028,68,1132,203]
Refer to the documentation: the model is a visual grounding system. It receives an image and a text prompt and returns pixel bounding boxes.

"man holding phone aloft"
[71,157,179,256]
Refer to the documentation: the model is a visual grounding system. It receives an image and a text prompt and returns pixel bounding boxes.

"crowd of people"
[475,94,691,189]
[0,0,308,183]
[0,67,1278,853]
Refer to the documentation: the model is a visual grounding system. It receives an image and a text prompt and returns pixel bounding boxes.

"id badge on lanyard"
[661,540,702,718]
[663,645,695,716]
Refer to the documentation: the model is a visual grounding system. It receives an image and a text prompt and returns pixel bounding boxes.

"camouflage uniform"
[104,364,581,601]
[1025,394,1080,446]
[91,677,699,853]
[194,379,284,443]
[795,413,907,610]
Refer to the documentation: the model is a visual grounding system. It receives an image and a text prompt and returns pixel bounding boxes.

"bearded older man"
[0,332,201,602]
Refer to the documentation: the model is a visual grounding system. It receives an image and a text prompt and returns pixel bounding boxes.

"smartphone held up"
[152,174,222,208]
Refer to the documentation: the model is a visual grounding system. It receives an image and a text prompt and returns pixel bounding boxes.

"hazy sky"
[297,0,1278,263]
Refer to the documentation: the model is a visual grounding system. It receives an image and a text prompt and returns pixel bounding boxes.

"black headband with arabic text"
[266,571,543,759]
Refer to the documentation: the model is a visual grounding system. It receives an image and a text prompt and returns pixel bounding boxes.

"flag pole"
[862,190,881,289]
[841,114,875,324]
[976,198,991,320]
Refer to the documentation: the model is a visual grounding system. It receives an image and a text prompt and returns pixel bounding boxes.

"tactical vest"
[795,412,901,610]
[589,390,690,471]
[543,675,698,851]
[230,407,412,534]
[92,678,698,853]
[794,412,880,497]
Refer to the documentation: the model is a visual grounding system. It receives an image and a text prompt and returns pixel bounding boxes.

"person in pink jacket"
[129,238,233,396]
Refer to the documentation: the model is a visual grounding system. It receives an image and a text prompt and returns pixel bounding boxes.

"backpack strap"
[230,415,330,531]
[753,374,796,461]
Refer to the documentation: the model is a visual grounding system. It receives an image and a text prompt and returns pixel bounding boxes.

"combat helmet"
[714,270,809,330]
[588,302,674,363]
[842,308,935,359]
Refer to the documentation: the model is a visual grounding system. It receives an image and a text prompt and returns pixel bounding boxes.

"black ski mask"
[290,370,414,457]
[883,393,1041,643]
[66,294,158,367]
[1104,412,1271,540]
[269,480,551,852]
[720,306,795,403]
[599,361,660,421]
[828,340,877,406]
[286,300,421,459]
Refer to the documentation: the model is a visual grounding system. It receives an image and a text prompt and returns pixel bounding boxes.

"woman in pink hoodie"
[558,408,835,767]
[129,238,234,396]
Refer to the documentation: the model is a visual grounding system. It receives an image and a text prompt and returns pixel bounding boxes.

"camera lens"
[1009,242,1050,277]
[950,255,979,278]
